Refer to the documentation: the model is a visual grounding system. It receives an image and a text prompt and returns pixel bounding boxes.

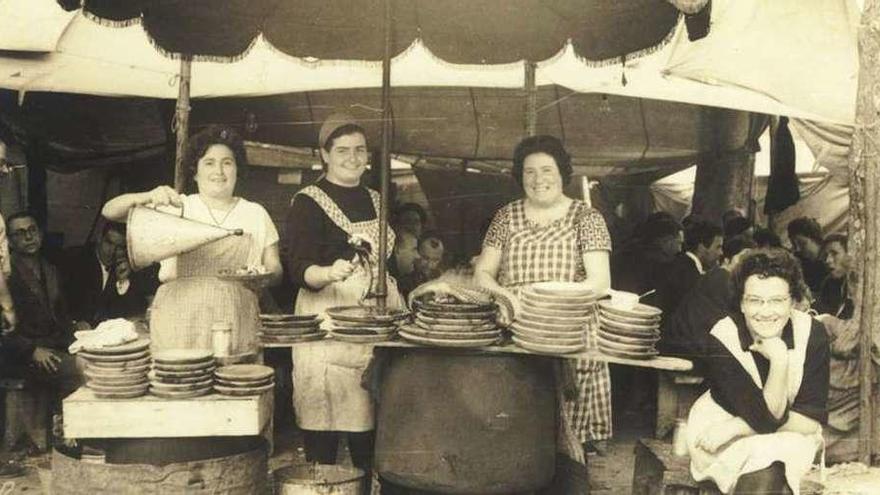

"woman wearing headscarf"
[285,113,403,474]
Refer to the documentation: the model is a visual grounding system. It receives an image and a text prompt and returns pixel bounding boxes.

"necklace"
[199,195,239,226]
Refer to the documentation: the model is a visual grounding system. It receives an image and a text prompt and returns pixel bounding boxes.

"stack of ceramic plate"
[511,282,601,355]
[259,314,326,344]
[597,300,662,360]
[214,364,275,396]
[326,306,407,344]
[80,338,151,399]
[398,295,501,348]
[149,349,215,398]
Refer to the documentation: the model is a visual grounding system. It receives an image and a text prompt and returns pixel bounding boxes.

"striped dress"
[483,198,613,442]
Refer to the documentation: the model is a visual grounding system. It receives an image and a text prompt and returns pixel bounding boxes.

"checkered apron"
[500,200,612,443]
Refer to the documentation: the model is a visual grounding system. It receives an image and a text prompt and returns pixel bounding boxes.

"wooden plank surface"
[63,388,272,439]
[259,338,693,371]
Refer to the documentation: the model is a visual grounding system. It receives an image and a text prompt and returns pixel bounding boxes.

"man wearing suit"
[63,222,157,328]
[2,212,80,397]
[656,219,723,318]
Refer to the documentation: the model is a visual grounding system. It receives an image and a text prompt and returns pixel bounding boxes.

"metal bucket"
[274,464,364,495]
[126,205,242,271]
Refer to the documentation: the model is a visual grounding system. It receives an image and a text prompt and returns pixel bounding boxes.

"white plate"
[529,282,597,298]
[400,324,501,341]
[520,300,593,318]
[597,344,658,360]
[597,327,659,345]
[214,364,275,382]
[214,382,275,396]
[598,300,662,319]
[81,338,150,355]
[521,292,596,311]
[511,336,585,355]
[152,349,214,364]
[398,330,499,348]
[596,334,657,353]
[510,328,583,346]
[514,312,588,332]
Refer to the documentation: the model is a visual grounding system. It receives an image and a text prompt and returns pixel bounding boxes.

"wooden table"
[63,388,273,441]
[261,338,693,372]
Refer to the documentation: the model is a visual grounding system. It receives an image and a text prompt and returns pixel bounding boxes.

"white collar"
[685,251,704,275]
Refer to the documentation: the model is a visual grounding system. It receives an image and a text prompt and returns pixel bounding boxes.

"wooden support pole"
[173,56,192,193]
[376,0,393,310]
[524,61,537,137]
[848,0,879,465]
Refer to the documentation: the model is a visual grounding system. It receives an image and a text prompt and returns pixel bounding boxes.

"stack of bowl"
[214,364,275,396]
[596,300,661,360]
[258,314,325,345]
[326,306,406,344]
[398,295,501,348]
[511,282,600,355]
[80,338,151,399]
[149,349,215,399]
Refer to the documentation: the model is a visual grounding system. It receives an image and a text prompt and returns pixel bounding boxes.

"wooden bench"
[1,377,51,451]
[656,371,705,439]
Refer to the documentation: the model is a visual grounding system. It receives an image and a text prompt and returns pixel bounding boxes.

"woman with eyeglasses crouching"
[686,248,829,494]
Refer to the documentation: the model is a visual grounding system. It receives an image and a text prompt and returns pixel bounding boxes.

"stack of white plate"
[259,314,326,344]
[398,296,501,348]
[80,338,151,399]
[214,364,275,396]
[511,282,601,355]
[149,349,215,399]
[597,300,662,360]
[327,306,407,344]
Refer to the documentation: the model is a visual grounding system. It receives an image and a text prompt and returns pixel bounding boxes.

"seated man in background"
[62,222,157,328]
[811,233,865,463]
[786,216,828,299]
[1,212,81,400]
[661,235,754,359]
[656,220,723,318]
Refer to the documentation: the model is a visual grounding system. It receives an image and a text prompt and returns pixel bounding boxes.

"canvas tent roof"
[0,0,860,178]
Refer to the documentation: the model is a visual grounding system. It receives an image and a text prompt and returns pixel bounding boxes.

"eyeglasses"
[742,295,791,308]
[10,226,38,238]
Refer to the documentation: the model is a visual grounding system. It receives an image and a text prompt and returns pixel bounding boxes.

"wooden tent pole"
[524,61,537,137]
[376,0,393,310]
[174,56,192,193]
[849,0,878,465]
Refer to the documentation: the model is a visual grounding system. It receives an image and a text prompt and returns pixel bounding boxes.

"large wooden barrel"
[375,349,557,494]
[51,440,268,494]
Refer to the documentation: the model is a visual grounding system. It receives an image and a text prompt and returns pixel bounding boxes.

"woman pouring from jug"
[101,126,282,358]
[284,113,404,472]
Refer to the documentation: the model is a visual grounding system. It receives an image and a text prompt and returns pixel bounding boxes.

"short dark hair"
[100,221,126,239]
[511,135,572,188]
[641,212,682,244]
[684,220,722,252]
[394,202,428,226]
[823,233,848,252]
[753,227,782,248]
[7,211,38,228]
[322,124,367,152]
[185,125,247,192]
[722,234,755,261]
[724,216,752,239]
[731,248,809,306]
[786,217,823,244]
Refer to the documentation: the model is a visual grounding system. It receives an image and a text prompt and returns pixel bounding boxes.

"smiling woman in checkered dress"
[474,135,612,487]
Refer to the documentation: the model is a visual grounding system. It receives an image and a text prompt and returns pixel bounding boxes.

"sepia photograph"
[0,0,878,493]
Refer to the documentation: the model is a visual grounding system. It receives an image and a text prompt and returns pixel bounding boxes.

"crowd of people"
[0,114,860,493]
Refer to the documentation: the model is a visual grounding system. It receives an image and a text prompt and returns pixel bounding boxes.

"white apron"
[687,310,823,495]
[291,186,403,432]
